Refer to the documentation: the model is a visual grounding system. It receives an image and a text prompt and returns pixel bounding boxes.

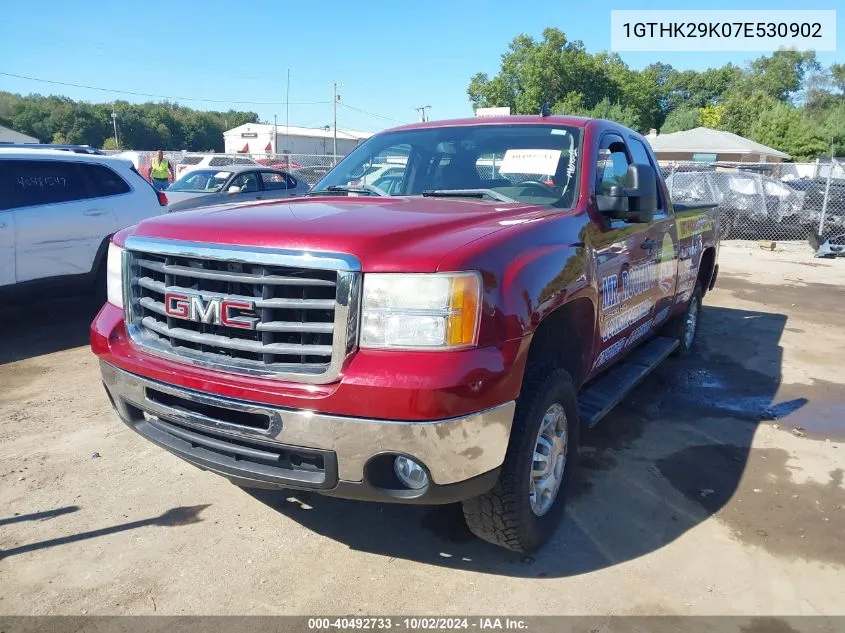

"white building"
[223,123,373,157]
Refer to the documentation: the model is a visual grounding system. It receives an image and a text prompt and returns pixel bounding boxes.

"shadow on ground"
[0,505,209,560]
[0,294,101,364]
[249,304,843,576]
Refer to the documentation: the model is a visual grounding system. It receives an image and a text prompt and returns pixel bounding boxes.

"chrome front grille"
[124,236,360,383]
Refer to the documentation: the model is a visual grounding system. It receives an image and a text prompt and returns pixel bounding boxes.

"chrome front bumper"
[100,362,515,494]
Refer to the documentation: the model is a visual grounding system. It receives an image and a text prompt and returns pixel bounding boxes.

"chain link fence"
[104,149,845,245]
[103,150,342,186]
[660,160,845,243]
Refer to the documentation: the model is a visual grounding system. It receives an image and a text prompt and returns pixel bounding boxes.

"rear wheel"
[462,368,579,553]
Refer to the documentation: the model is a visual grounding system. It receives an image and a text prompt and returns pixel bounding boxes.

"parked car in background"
[291,164,334,186]
[0,143,105,155]
[784,177,845,234]
[257,157,302,170]
[0,149,168,301]
[176,154,258,178]
[164,165,309,212]
[666,170,807,239]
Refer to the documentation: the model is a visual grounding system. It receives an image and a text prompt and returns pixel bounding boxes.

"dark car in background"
[164,164,309,212]
[665,170,808,239]
[784,177,845,235]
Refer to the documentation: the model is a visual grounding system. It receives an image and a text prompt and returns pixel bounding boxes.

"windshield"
[168,170,232,193]
[312,124,581,207]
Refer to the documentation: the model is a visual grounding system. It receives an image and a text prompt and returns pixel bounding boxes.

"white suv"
[175,154,258,178]
[0,149,168,300]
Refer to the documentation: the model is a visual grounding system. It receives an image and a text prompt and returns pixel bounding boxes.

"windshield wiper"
[308,184,388,197]
[422,189,515,203]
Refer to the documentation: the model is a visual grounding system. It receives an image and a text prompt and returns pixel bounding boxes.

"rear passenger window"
[286,174,298,189]
[180,156,203,166]
[209,157,231,167]
[628,138,665,211]
[7,160,88,209]
[233,157,254,165]
[83,164,130,198]
[260,172,288,190]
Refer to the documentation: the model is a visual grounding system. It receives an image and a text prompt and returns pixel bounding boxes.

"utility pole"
[285,68,290,164]
[273,114,277,155]
[415,105,431,122]
[111,102,119,149]
[332,82,341,162]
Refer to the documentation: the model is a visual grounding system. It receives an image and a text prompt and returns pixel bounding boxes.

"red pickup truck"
[91,115,719,553]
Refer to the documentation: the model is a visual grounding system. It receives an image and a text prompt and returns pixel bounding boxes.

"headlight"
[106,243,124,308]
[360,272,481,349]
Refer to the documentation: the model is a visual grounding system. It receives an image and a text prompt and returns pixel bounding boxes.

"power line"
[338,102,409,125]
[0,71,331,106]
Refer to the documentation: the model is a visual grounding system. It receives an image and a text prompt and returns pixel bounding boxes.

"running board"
[578,336,679,428]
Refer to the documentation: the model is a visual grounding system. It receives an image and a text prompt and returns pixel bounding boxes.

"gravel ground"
[1,243,843,616]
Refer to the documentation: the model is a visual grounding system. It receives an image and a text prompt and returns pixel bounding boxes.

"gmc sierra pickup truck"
[91,115,719,553]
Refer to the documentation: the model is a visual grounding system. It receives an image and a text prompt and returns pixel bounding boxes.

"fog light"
[394,456,429,490]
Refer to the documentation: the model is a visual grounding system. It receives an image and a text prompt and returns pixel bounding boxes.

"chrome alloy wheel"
[529,402,568,516]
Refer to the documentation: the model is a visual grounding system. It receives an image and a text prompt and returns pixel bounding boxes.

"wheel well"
[698,247,716,295]
[524,298,595,389]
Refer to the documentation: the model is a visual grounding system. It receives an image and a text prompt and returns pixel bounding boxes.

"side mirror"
[597,184,628,218]
[597,163,657,223]
[227,185,242,194]
[624,163,657,222]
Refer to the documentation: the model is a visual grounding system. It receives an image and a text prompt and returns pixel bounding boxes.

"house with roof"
[0,124,39,144]
[646,127,791,163]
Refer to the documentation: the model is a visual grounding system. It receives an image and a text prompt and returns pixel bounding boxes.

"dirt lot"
[1,243,843,616]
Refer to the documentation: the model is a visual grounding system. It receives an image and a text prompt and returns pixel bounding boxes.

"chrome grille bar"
[137,276,337,310]
[137,259,336,287]
[123,235,361,383]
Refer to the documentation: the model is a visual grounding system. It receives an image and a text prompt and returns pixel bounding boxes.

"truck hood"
[129,195,557,272]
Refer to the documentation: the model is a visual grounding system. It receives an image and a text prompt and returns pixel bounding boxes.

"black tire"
[462,368,579,553]
[92,258,108,308]
[667,282,703,357]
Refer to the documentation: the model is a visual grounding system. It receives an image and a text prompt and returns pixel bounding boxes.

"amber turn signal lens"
[447,274,481,346]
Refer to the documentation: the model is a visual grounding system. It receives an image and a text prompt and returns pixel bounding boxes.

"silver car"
[164,165,309,212]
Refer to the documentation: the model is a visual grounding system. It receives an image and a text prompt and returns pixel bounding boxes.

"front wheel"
[462,368,579,553]
[667,283,703,357]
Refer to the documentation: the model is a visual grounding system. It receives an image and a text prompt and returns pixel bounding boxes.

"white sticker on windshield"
[498,149,561,175]
[550,129,569,136]
[214,172,230,179]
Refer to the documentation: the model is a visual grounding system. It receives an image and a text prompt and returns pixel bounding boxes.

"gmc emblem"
[163,292,257,330]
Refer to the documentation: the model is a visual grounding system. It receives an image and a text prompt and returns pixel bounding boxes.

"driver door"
[586,134,675,377]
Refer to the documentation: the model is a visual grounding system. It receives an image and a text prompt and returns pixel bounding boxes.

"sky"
[0,0,842,133]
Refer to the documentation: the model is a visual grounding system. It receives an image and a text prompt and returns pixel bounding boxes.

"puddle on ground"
[717,277,845,327]
[658,445,845,566]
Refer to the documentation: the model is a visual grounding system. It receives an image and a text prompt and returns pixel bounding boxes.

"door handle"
[83,210,106,217]
[641,238,657,250]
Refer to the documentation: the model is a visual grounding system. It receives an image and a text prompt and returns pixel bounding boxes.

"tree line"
[0,92,258,152]
[468,28,845,160]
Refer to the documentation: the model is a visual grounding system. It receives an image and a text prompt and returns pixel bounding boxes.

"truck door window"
[596,137,630,195]
[628,137,665,212]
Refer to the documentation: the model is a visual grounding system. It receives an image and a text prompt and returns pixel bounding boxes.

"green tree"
[746,49,819,101]
[718,89,781,138]
[660,108,700,133]
[699,105,723,128]
[749,102,827,160]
